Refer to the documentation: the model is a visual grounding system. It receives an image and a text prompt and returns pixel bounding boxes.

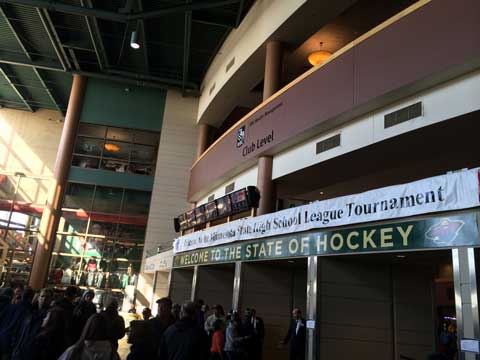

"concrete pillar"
[232,261,243,311]
[196,123,212,159]
[306,256,319,360]
[191,265,199,302]
[452,248,480,360]
[256,155,274,215]
[29,75,87,289]
[263,41,283,100]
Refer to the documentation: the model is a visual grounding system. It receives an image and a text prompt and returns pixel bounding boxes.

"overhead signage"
[144,249,173,273]
[173,213,479,267]
[174,169,480,254]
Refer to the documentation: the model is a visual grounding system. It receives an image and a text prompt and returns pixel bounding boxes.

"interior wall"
[170,268,194,305]
[195,264,235,311]
[242,261,307,360]
[319,258,393,359]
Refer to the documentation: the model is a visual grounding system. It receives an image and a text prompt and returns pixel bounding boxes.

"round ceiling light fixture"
[307,50,332,66]
[130,30,140,49]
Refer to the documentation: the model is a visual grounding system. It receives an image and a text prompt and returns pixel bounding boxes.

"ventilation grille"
[226,58,235,72]
[384,102,422,128]
[225,182,235,194]
[316,134,340,154]
[208,194,215,202]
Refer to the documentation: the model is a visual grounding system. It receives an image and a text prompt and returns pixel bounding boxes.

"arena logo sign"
[173,214,478,267]
[174,169,480,254]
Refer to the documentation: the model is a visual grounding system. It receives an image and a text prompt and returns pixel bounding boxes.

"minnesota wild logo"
[425,218,465,245]
[237,125,246,148]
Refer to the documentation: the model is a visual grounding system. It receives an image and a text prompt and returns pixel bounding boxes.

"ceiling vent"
[384,102,422,128]
[316,134,340,154]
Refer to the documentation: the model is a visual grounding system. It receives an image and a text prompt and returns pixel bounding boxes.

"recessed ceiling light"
[130,30,140,49]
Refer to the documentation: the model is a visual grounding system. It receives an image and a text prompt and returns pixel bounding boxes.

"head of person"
[180,301,196,321]
[13,285,23,303]
[64,286,78,303]
[21,286,34,303]
[213,304,224,317]
[38,288,54,310]
[142,307,152,320]
[104,297,119,314]
[292,308,302,320]
[250,308,257,317]
[195,299,204,310]
[244,308,252,318]
[156,297,172,317]
[41,306,67,334]
[83,290,94,303]
[171,303,181,318]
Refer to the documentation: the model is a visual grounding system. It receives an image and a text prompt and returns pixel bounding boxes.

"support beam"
[235,0,244,27]
[182,1,192,93]
[0,5,32,62]
[0,66,33,111]
[137,0,149,72]
[232,261,243,311]
[81,0,109,70]
[32,67,63,114]
[0,0,241,22]
[38,8,72,70]
[36,8,67,71]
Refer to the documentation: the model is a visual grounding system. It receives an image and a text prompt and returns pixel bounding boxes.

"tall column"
[256,41,283,216]
[256,156,274,215]
[263,41,283,100]
[452,248,480,360]
[196,123,212,159]
[232,261,244,311]
[190,265,199,302]
[29,75,87,289]
[306,256,320,360]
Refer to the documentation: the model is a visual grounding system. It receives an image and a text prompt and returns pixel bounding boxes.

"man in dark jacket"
[243,308,265,360]
[72,290,97,341]
[281,308,307,360]
[158,301,209,360]
[55,285,78,345]
[150,297,175,358]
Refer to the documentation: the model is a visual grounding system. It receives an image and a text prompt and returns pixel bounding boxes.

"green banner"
[173,213,479,267]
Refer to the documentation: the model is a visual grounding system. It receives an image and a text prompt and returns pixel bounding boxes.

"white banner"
[173,169,480,254]
[144,249,173,273]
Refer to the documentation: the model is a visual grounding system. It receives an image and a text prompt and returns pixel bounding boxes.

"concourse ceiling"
[0,0,254,113]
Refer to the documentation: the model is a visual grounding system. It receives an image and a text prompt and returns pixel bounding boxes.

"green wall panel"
[68,167,154,191]
[81,78,166,131]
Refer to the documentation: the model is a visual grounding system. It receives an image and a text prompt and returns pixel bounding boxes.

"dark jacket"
[283,318,306,360]
[0,298,33,357]
[11,305,49,360]
[73,300,97,340]
[159,318,209,360]
[149,314,175,357]
[56,298,75,344]
[29,329,69,360]
[127,320,156,360]
[101,310,126,351]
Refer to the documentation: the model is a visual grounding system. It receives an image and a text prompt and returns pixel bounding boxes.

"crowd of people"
[0,285,124,360]
[0,284,306,360]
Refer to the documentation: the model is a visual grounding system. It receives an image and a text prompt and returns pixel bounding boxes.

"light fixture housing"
[104,143,121,152]
[307,50,332,66]
[130,30,140,49]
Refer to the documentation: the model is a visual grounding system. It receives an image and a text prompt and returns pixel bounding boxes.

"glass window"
[58,212,88,234]
[102,141,130,161]
[72,155,100,169]
[64,183,95,210]
[100,159,128,173]
[106,127,133,143]
[0,175,17,201]
[131,144,156,163]
[117,224,145,240]
[78,123,106,138]
[88,221,117,238]
[16,177,50,206]
[129,163,154,176]
[74,137,103,156]
[92,186,123,214]
[133,130,159,145]
[55,235,86,256]
[122,190,150,217]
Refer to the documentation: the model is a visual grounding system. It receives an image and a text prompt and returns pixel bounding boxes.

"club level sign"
[173,213,479,267]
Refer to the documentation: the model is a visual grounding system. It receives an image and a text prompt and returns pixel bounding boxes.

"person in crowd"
[126,319,155,360]
[0,287,34,358]
[205,305,225,337]
[28,306,69,360]
[0,288,13,313]
[100,297,125,352]
[72,290,97,341]
[12,285,23,304]
[210,319,225,360]
[158,301,209,360]
[171,303,181,321]
[224,311,249,360]
[150,297,175,357]
[55,285,79,345]
[196,299,206,328]
[280,308,306,360]
[11,288,54,360]
[142,307,152,320]
[58,313,120,360]
[243,308,265,360]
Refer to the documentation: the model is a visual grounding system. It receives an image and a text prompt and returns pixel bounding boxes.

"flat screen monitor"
[216,196,232,217]
[194,205,206,224]
[185,209,196,227]
[205,201,218,221]
[230,188,249,212]
[178,213,187,230]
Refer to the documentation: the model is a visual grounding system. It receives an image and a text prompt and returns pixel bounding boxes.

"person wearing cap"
[205,304,225,337]
[72,289,97,341]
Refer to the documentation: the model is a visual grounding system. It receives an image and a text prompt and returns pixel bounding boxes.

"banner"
[173,213,479,267]
[174,169,480,254]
